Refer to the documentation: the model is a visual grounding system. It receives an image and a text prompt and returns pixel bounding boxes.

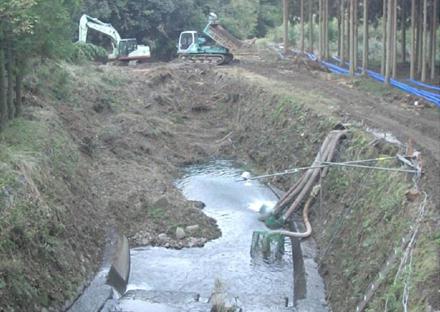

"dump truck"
[177,13,246,65]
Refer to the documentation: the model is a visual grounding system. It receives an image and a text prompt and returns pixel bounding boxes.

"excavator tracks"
[178,53,233,65]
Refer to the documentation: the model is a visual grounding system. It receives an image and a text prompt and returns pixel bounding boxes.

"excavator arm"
[78,14,121,58]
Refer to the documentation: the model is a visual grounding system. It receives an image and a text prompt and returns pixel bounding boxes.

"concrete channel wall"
[67,234,130,312]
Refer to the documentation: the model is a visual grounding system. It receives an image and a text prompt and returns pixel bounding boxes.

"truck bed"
[203,23,244,51]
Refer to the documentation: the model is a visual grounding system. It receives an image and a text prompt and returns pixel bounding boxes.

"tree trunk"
[362,0,368,74]
[15,57,23,117]
[417,2,423,74]
[421,0,428,81]
[0,48,7,130]
[318,0,322,59]
[385,0,394,84]
[340,0,346,65]
[401,2,406,63]
[6,45,14,120]
[410,0,416,79]
[354,0,358,70]
[381,0,387,75]
[283,0,289,55]
[350,0,355,75]
[432,0,438,80]
[300,0,305,53]
[346,7,350,62]
[309,0,314,52]
[392,0,397,78]
[325,0,330,59]
[338,0,342,58]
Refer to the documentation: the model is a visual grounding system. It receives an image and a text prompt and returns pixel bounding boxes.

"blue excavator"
[177,13,245,65]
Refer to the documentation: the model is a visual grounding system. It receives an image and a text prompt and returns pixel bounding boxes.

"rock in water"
[186,225,200,235]
[176,227,186,240]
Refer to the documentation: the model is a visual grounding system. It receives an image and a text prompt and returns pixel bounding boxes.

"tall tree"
[392,0,397,78]
[324,0,330,59]
[300,0,304,52]
[354,0,358,70]
[15,60,24,117]
[385,0,394,84]
[349,0,356,75]
[362,0,368,74]
[381,0,387,75]
[0,48,6,130]
[338,0,342,58]
[318,0,323,59]
[410,0,416,79]
[431,0,438,80]
[421,0,428,81]
[417,1,423,74]
[340,0,346,65]
[401,2,406,63]
[283,0,289,54]
[309,0,314,52]
[6,45,14,120]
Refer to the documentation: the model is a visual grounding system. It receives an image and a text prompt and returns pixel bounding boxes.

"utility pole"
[283,0,289,55]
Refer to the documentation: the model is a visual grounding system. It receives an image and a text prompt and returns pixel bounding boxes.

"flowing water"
[111,160,327,311]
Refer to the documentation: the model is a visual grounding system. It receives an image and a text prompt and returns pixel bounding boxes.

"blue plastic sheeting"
[305,54,440,107]
[408,79,440,92]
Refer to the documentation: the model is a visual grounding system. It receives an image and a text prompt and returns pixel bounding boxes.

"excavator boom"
[78,14,150,62]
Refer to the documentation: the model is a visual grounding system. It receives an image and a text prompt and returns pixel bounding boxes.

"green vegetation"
[70,43,109,64]
[0,116,81,310]
[0,61,118,311]
[0,0,79,130]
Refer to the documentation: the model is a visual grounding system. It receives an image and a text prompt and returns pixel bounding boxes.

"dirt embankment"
[0,55,438,311]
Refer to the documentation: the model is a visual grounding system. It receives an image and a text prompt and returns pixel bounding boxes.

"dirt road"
[232,59,440,204]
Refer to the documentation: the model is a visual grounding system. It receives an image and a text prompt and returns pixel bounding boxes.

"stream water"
[110,160,327,311]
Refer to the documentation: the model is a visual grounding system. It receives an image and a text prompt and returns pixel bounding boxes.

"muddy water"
[114,161,327,311]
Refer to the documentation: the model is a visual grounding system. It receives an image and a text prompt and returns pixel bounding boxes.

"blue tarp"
[303,53,440,107]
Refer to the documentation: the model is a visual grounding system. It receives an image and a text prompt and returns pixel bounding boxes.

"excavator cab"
[178,31,198,53]
[118,39,138,57]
